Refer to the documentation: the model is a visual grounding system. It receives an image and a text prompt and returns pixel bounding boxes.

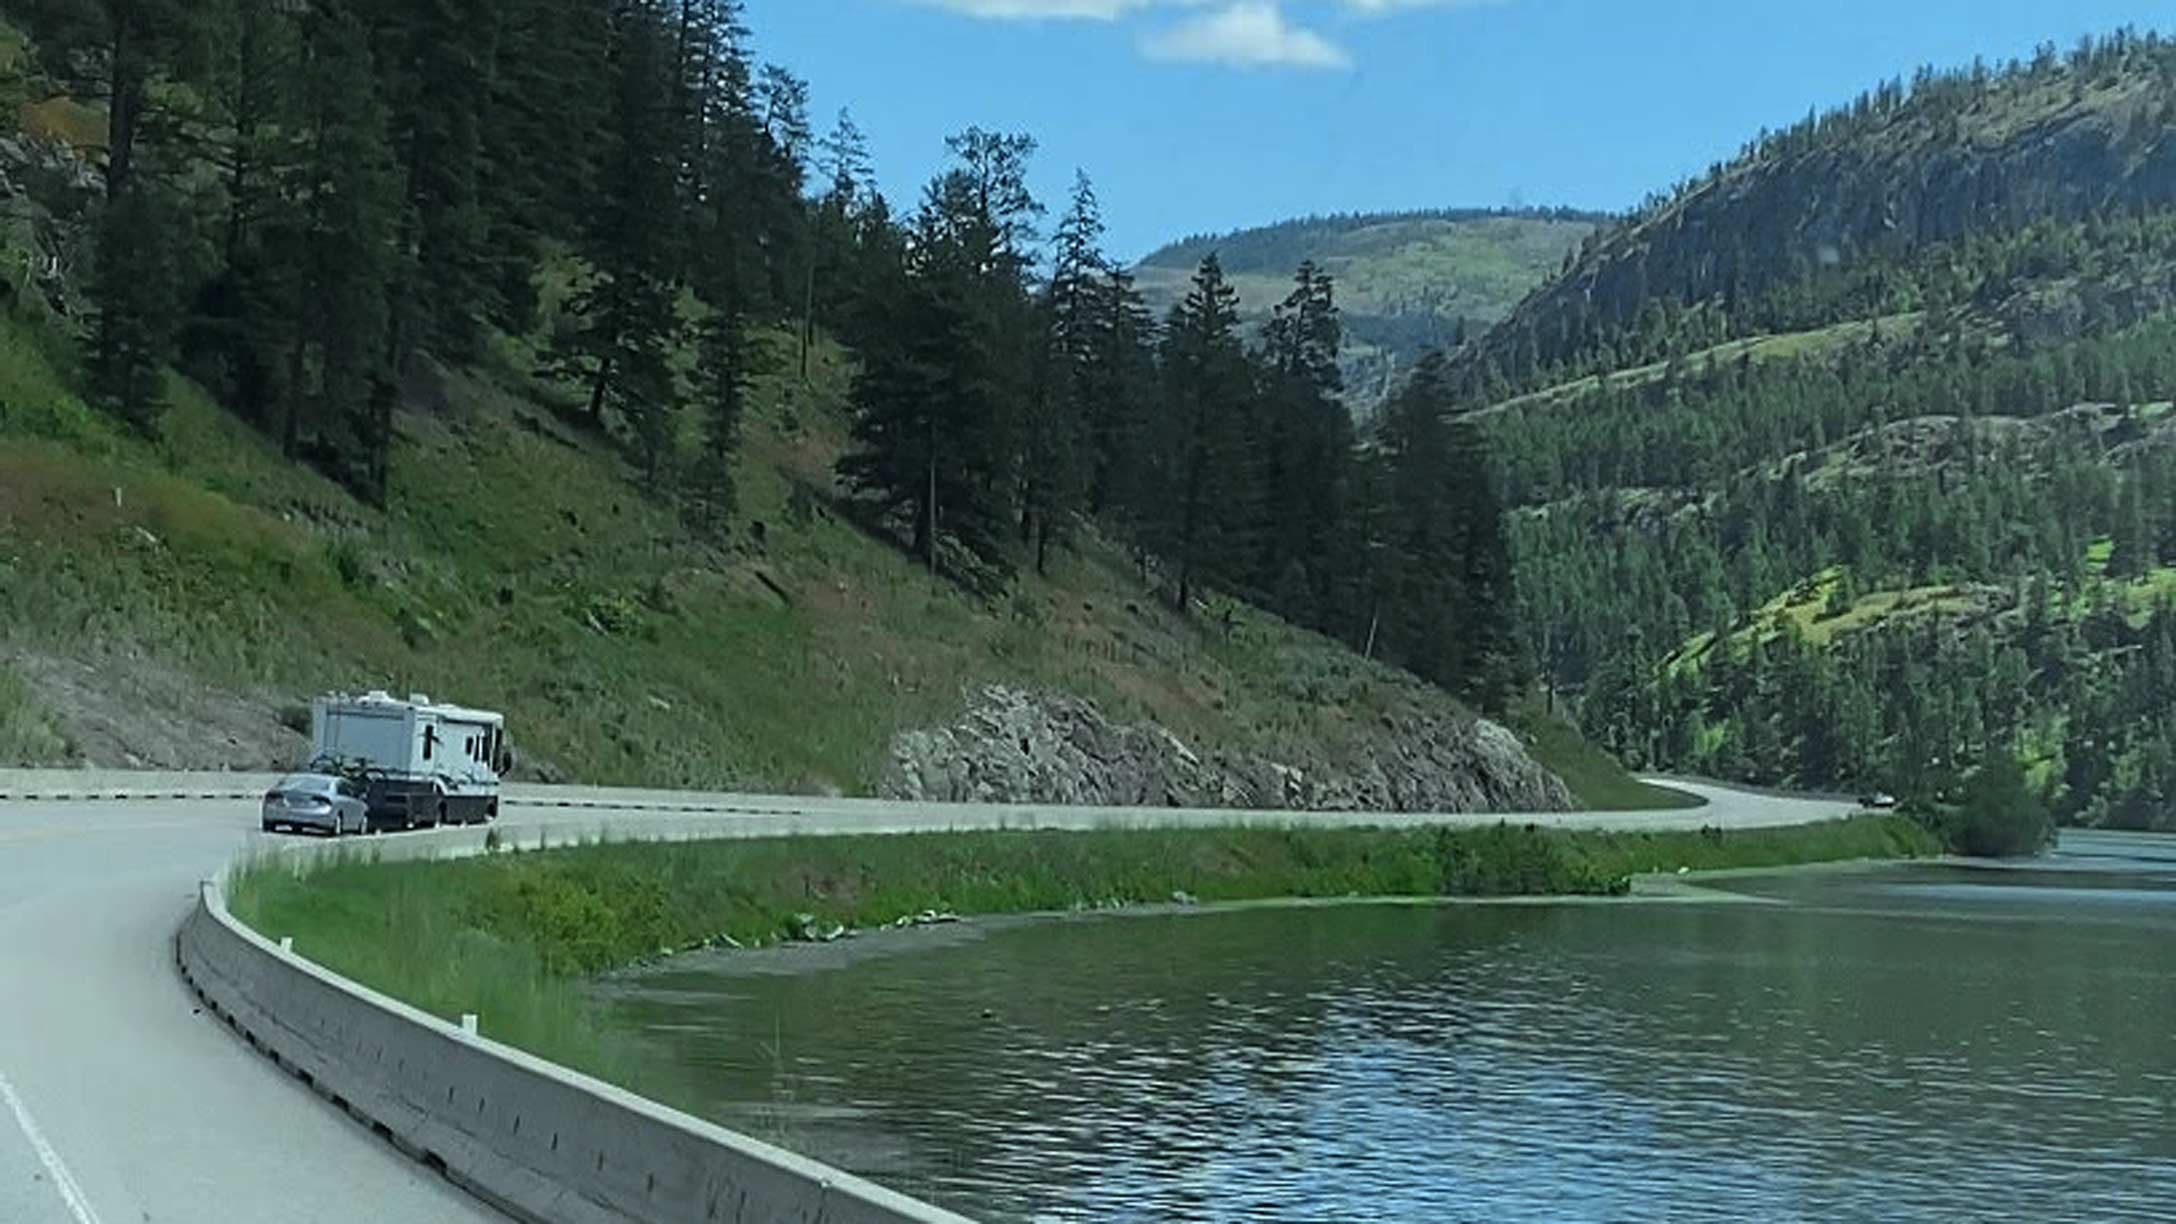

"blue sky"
[751,1,2176,261]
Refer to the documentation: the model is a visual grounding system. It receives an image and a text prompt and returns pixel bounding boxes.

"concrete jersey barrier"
[175,876,977,1224]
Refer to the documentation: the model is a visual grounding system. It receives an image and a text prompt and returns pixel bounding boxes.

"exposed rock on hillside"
[0,132,99,317]
[886,685,1575,813]
[1490,66,2176,370]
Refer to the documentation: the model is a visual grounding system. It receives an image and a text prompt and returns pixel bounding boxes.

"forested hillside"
[1461,29,2176,830]
[0,3,1635,806]
[1134,208,1600,411]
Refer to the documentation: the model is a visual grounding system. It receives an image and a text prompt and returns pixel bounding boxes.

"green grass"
[0,300,1657,802]
[227,817,1934,1087]
[1510,694,1704,810]
[1664,567,1999,676]
[1559,815,1937,879]
[0,662,71,763]
[1485,312,1924,418]
[1135,213,1595,329]
[1671,541,2176,682]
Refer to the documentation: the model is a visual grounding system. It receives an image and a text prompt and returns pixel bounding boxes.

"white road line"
[0,1069,104,1224]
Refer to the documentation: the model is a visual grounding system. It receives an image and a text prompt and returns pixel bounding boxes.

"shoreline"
[593,853,1931,987]
[229,816,1940,1076]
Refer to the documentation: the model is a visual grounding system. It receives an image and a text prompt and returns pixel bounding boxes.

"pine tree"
[289,1,401,501]
[478,0,615,331]
[1445,408,1521,707]
[373,0,499,363]
[1373,352,1461,684]
[685,310,752,534]
[1153,254,1249,614]
[1021,171,1104,574]
[1256,261,1350,620]
[1083,264,1159,525]
[88,181,177,435]
[18,0,196,199]
[2109,475,2152,578]
[189,0,301,431]
[542,0,684,480]
[838,130,1041,573]
[806,107,872,348]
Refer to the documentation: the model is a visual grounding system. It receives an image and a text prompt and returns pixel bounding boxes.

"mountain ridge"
[1467,29,2176,830]
[1133,207,1604,409]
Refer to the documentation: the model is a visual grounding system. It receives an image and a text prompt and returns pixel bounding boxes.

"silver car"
[260,774,369,836]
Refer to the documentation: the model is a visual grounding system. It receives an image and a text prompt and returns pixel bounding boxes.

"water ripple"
[608,858,2176,1223]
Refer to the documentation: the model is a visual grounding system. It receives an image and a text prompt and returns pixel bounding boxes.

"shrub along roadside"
[1905,746,2058,858]
[226,818,1937,1096]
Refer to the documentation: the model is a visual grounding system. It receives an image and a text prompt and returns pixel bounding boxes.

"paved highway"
[0,774,1850,1223]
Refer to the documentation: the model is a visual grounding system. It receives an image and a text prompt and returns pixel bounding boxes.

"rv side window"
[423,726,435,761]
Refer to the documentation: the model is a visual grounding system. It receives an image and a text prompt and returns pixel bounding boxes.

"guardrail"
[175,872,975,1224]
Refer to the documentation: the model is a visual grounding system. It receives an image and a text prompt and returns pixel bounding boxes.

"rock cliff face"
[885,686,1574,814]
[1493,78,2176,369]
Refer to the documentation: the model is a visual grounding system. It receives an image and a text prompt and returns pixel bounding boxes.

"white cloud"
[1335,0,1499,12]
[899,0,1496,70]
[1139,2,1351,70]
[906,0,1498,20]
[906,0,1161,17]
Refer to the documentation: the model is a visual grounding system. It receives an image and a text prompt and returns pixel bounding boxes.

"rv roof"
[317,692,504,725]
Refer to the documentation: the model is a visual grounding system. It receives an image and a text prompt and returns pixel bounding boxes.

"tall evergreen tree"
[1373,352,1461,684]
[1082,264,1160,527]
[1154,254,1250,613]
[289,1,401,501]
[87,181,177,434]
[189,0,300,430]
[1021,170,1105,574]
[1255,261,1350,621]
[838,129,1041,572]
[1444,408,1521,707]
[370,0,499,363]
[542,0,684,480]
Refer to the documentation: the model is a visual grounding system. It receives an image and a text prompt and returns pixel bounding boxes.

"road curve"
[0,773,1851,1223]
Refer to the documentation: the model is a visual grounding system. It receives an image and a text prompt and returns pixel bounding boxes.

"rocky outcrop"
[0,132,101,319]
[1488,73,2176,372]
[885,685,1574,814]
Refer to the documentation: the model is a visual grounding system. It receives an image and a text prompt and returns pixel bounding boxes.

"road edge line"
[0,1068,106,1224]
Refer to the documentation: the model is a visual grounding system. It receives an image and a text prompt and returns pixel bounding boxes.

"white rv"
[309,691,506,828]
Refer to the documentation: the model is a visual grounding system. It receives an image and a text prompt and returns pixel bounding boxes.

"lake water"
[600,831,2176,1222]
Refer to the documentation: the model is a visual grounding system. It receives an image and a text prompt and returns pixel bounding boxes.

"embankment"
[225,816,1938,1127]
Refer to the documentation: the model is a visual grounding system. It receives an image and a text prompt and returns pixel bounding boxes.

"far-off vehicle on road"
[308,691,507,829]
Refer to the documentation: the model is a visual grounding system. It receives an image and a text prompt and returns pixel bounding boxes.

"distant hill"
[1467,29,2176,829]
[1475,33,2176,385]
[1134,208,1604,410]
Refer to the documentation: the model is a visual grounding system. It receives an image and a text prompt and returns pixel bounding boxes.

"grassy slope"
[1480,311,1923,419]
[227,816,1936,1089]
[1664,548,2176,679]
[1136,212,1599,325]
[1134,212,1599,407]
[0,300,1655,801]
[1507,696,1704,810]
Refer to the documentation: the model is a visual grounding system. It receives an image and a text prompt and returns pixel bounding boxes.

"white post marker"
[279,936,293,953]
[0,1069,105,1224]
[460,1014,478,1036]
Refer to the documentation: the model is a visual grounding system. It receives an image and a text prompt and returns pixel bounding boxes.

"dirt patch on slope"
[4,648,307,770]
